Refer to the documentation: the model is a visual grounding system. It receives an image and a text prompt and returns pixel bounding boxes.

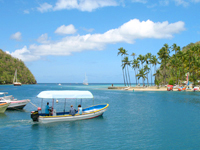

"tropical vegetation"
[117,41,200,87]
[0,49,37,84]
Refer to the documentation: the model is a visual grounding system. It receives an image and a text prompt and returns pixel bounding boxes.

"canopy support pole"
[52,98,54,115]
[64,98,66,112]
[76,99,77,109]
[41,98,43,113]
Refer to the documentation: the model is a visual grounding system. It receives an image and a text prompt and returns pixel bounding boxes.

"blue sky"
[1,0,200,83]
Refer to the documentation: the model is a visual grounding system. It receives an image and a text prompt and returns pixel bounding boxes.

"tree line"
[118,41,200,87]
[0,49,37,84]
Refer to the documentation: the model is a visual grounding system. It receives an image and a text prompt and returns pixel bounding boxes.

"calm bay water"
[1,83,200,149]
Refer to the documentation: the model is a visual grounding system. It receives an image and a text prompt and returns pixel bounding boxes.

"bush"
[168,80,174,85]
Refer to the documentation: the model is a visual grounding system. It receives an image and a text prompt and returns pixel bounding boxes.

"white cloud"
[10,46,40,62]
[81,27,94,32]
[55,24,77,35]
[131,0,147,3]
[37,33,50,44]
[191,0,200,2]
[10,32,22,41]
[24,10,30,14]
[37,0,118,12]
[174,0,189,7]
[10,19,185,62]
[159,0,169,6]
[37,2,53,13]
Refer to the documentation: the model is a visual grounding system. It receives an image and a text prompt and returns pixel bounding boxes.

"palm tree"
[137,54,145,69]
[151,55,159,85]
[176,50,185,84]
[136,68,147,87]
[144,53,152,86]
[144,64,150,86]
[153,69,162,88]
[132,59,140,86]
[187,45,200,86]
[171,43,181,84]
[122,56,131,86]
[131,53,136,60]
[157,43,170,85]
[117,47,127,86]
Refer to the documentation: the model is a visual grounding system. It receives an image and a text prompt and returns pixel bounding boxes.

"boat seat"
[53,109,56,116]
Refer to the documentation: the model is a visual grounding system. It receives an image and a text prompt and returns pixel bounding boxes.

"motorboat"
[31,90,109,124]
[167,85,173,91]
[193,87,199,92]
[0,102,10,113]
[0,92,30,110]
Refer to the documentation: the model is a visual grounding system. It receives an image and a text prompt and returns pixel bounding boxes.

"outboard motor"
[31,111,39,122]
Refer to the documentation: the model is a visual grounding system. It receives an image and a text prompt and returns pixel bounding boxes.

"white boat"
[83,73,88,85]
[31,90,109,124]
[0,92,30,110]
[0,102,10,113]
[58,83,61,86]
[13,69,22,86]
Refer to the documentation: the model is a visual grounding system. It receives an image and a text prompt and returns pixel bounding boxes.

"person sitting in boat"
[78,104,83,115]
[69,105,76,116]
[45,102,50,116]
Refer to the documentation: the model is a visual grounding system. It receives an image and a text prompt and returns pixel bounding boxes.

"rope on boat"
[8,107,25,111]
[29,101,38,108]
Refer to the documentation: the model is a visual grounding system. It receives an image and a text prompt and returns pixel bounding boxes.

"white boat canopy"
[37,90,94,99]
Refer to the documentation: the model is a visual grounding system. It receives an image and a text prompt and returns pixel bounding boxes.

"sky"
[0,0,200,83]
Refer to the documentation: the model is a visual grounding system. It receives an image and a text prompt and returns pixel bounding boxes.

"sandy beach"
[108,86,194,91]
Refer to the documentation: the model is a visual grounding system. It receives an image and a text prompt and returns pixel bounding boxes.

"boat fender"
[37,107,41,111]
[31,111,39,122]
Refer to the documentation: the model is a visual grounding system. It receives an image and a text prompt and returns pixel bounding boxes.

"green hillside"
[0,49,37,84]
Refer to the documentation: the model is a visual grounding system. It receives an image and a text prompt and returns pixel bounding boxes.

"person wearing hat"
[69,105,76,116]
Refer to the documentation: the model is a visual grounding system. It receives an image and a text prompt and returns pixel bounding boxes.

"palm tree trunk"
[122,68,126,86]
[143,78,144,87]
[135,69,137,86]
[127,66,131,86]
[150,64,152,86]
[121,57,126,86]
[124,66,129,86]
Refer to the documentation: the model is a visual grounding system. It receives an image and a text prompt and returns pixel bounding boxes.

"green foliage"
[0,49,36,84]
[155,79,161,88]
[156,42,200,86]
[168,80,174,85]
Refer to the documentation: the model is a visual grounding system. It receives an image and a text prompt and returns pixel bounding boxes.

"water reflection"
[0,113,7,118]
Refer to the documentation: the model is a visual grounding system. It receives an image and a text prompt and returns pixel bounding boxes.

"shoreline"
[108,86,195,92]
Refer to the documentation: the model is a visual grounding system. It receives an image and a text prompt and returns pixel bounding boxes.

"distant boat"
[58,83,61,86]
[13,69,21,86]
[83,73,88,85]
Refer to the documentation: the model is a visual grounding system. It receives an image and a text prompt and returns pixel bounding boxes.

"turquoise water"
[1,83,200,149]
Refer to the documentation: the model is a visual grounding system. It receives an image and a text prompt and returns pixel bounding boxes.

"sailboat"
[83,73,88,85]
[13,69,22,86]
